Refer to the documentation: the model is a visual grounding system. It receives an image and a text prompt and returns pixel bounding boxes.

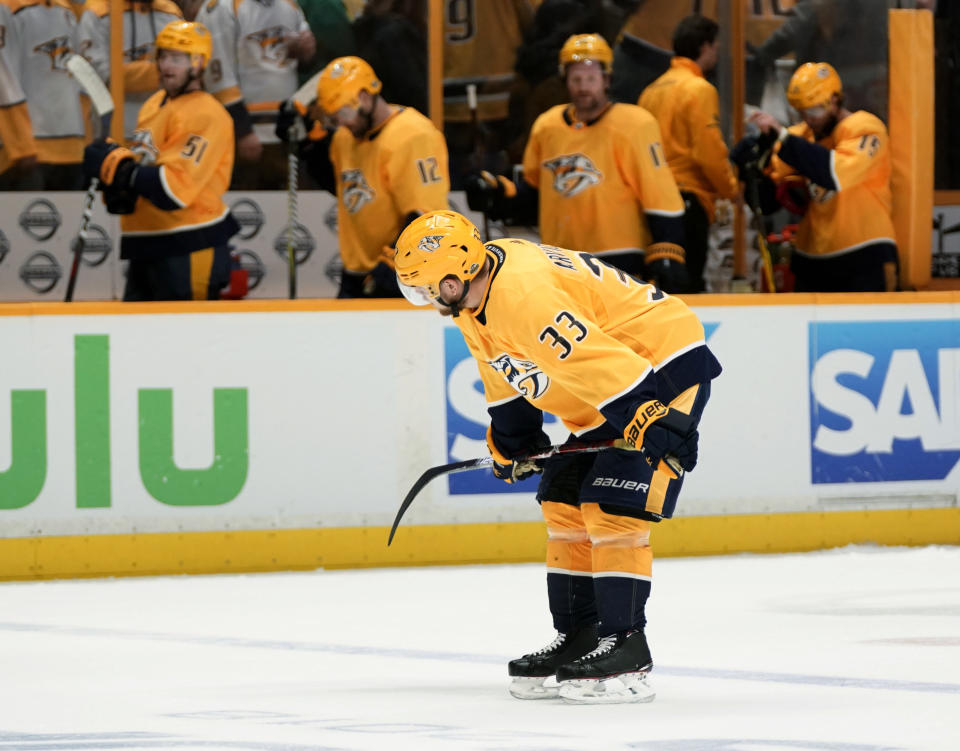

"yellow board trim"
[1,291,958,319]
[2,508,958,581]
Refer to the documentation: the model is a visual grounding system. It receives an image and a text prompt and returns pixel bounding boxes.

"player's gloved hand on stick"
[486,426,542,484]
[464,170,516,216]
[83,139,136,186]
[644,242,688,293]
[623,399,699,476]
[275,99,322,143]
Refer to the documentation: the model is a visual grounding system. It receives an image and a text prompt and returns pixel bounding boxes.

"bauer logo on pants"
[809,320,960,483]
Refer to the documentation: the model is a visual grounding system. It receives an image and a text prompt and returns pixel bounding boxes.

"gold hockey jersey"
[77,0,183,138]
[522,103,684,255]
[443,0,535,122]
[638,57,738,220]
[767,110,895,257]
[456,239,721,436]
[0,0,84,173]
[121,88,236,257]
[330,106,449,274]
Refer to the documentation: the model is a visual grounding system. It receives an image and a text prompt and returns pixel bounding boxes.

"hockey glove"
[101,158,139,214]
[623,400,699,475]
[645,242,688,294]
[275,100,323,143]
[486,425,542,484]
[464,170,516,218]
[83,140,136,186]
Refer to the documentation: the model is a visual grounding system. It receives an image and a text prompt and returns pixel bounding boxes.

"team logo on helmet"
[544,154,602,198]
[341,169,375,214]
[489,354,550,400]
[34,37,73,72]
[247,27,289,65]
[417,235,444,252]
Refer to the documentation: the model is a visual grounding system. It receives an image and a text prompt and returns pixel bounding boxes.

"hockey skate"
[507,624,598,699]
[555,629,655,704]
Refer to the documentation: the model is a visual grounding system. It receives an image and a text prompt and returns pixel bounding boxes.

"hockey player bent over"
[82,21,239,301]
[394,210,722,704]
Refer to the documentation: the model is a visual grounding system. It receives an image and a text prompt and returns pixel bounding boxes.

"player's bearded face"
[156,49,195,94]
[800,100,839,140]
[566,62,607,116]
[332,101,374,138]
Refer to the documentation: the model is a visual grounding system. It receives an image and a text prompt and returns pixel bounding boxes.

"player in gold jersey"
[395,210,722,704]
[277,55,450,298]
[466,34,689,293]
[82,21,239,301]
[732,62,897,292]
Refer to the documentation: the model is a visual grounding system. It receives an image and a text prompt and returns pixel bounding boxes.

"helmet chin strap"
[170,60,202,98]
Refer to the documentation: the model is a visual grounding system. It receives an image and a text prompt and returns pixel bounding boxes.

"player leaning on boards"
[394,210,722,704]
[731,62,897,292]
[82,21,240,301]
[275,56,450,299]
[465,33,689,294]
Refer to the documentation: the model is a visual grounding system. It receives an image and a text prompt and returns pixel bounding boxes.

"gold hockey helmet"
[558,34,613,76]
[316,56,383,115]
[155,21,212,68]
[394,211,486,299]
[787,62,843,111]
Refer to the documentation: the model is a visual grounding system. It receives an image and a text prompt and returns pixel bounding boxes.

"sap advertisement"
[809,320,960,484]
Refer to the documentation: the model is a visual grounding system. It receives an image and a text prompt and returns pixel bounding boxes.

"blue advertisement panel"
[809,320,960,484]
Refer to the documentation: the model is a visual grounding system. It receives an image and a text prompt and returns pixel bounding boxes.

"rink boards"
[0,293,958,579]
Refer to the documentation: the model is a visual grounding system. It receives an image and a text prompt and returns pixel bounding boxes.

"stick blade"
[66,54,114,118]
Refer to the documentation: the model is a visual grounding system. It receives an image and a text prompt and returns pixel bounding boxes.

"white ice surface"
[1,545,959,751]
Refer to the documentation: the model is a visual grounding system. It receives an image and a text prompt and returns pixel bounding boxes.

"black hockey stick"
[65,54,114,302]
[387,438,684,545]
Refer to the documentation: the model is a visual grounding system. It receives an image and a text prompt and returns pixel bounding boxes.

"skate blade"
[508,676,560,700]
[558,673,656,705]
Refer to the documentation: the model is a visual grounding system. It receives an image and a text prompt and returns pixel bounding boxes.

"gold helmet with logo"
[155,21,212,68]
[558,34,613,76]
[394,211,486,300]
[316,56,383,115]
[787,62,843,111]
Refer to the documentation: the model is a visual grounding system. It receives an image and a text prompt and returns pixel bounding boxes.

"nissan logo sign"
[230,198,265,240]
[79,223,112,267]
[19,199,62,241]
[20,251,62,293]
[234,249,266,291]
[0,229,9,266]
[273,223,314,265]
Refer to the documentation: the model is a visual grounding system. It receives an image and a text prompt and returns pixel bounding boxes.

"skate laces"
[532,632,566,656]
[579,633,617,661]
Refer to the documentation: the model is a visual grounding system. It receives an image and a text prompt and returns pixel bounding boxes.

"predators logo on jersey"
[129,129,159,165]
[543,154,603,198]
[247,26,289,65]
[341,169,375,214]
[33,36,73,72]
[489,354,550,400]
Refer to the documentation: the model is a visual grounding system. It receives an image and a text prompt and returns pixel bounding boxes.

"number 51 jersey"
[122,89,238,259]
